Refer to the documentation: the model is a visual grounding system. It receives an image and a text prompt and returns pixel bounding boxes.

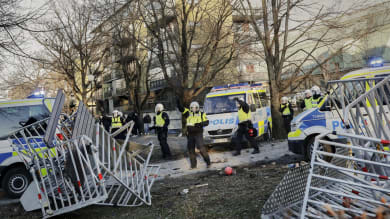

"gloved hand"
[195,123,202,128]
[149,126,156,130]
[233,97,239,102]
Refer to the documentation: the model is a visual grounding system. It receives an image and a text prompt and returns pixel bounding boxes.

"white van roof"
[0,98,45,108]
[341,65,390,80]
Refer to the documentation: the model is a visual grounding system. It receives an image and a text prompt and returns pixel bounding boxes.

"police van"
[288,64,390,160]
[203,83,272,146]
[0,97,54,198]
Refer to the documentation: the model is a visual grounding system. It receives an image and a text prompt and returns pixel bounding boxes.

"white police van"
[0,97,54,198]
[203,83,272,146]
[288,64,390,160]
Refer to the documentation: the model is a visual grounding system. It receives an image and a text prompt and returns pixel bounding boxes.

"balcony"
[113,71,124,80]
[115,87,128,96]
[103,90,112,99]
[103,73,112,82]
[150,79,167,91]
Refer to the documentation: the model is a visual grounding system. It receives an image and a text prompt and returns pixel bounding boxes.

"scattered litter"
[179,189,189,195]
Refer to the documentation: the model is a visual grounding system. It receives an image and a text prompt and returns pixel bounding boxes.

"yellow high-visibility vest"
[304,98,313,110]
[281,103,291,115]
[156,113,165,127]
[238,108,251,122]
[112,117,122,128]
[312,97,320,107]
[187,112,207,126]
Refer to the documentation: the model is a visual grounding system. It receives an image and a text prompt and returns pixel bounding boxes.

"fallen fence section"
[8,91,160,218]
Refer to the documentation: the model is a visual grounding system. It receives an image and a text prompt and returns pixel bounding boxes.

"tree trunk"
[269,80,287,139]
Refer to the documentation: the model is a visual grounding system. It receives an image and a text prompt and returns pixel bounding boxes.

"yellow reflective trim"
[340,69,390,80]
[206,91,246,98]
[268,117,272,129]
[0,99,41,105]
[258,120,264,136]
[40,168,48,177]
[44,99,53,112]
[12,151,18,156]
[317,94,328,108]
[288,129,302,138]
[384,146,389,151]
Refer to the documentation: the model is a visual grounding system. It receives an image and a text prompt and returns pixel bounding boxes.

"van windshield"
[0,104,50,140]
[204,94,245,115]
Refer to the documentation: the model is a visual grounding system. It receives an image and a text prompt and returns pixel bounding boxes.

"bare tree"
[33,0,108,104]
[91,0,154,115]
[136,0,237,106]
[0,0,48,62]
[235,0,390,138]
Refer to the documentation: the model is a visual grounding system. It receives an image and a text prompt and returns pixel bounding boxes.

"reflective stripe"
[187,112,207,126]
[258,120,264,135]
[304,98,313,110]
[340,69,390,80]
[288,129,303,138]
[156,113,165,127]
[111,117,122,128]
[44,99,53,112]
[0,99,41,105]
[238,108,251,122]
[281,103,291,115]
[183,108,190,115]
[311,97,320,107]
[206,91,246,98]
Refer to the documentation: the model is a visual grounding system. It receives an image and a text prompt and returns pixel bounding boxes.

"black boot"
[252,148,260,154]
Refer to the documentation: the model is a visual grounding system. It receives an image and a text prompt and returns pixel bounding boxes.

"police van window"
[204,94,245,115]
[247,93,254,105]
[0,104,50,140]
[258,92,269,107]
[253,92,262,108]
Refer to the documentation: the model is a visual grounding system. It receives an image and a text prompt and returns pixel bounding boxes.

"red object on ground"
[225,167,233,175]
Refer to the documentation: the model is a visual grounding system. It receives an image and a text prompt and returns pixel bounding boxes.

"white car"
[0,97,54,198]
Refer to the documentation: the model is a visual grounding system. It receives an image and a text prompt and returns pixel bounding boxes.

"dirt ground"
[0,154,302,219]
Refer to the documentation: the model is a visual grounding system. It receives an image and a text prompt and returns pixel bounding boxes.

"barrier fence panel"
[263,75,390,218]
[7,92,160,218]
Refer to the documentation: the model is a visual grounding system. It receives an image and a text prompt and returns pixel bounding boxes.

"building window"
[246,64,254,73]
[242,23,249,32]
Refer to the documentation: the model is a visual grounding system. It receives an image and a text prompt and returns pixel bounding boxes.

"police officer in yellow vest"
[150,103,172,159]
[232,97,260,156]
[300,89,313,111]
[311,86,323,108]
[177,100,211,169]
[279,97,294,134]
[111,110,124,138]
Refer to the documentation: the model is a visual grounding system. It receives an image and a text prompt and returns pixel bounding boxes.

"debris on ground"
[0,157,294,219]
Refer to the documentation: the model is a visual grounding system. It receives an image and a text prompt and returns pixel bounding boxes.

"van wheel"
[2,167,32,198]
[305,136,334,162]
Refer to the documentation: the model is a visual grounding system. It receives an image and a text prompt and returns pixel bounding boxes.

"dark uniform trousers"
[157,128,171,158]
[233,123,259,152]
[187,133,210,168]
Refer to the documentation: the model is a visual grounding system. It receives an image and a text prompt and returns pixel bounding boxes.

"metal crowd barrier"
[263,75,390,218]
[7,90,160,218]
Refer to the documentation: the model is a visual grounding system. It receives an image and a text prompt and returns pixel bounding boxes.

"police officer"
[311,86,323,107]
[300,89,313,110]
[177,100,211,169]
[111,110,125,139]
[111,110,123,132]
[232,97,260,156]
[150,103,172,159]
[279,96,294,134]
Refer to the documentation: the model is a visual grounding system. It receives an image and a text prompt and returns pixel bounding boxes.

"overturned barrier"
[263,75,390,218]
[8,90,160,218]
